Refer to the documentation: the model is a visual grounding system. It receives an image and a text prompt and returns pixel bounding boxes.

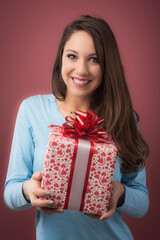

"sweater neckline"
[46,94,66,122]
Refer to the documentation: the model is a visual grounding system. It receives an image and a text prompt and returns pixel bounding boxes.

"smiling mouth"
[71,77,91,85]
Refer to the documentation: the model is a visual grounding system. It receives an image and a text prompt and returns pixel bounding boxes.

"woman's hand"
[22,171,64,215]
[99,181,124,220]
[86,181,125,221]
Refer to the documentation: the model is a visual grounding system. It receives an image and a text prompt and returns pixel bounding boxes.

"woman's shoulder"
[18,94,56,116]
[23,94,55,105]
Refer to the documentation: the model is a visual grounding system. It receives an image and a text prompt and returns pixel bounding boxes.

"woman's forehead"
[63,30,96,54]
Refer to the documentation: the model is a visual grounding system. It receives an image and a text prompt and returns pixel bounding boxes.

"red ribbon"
[49,110,113,143]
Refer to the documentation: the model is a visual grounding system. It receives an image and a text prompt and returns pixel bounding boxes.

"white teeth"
[73,78,89,84]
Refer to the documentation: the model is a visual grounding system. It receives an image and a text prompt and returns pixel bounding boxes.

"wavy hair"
[51,15,149,174]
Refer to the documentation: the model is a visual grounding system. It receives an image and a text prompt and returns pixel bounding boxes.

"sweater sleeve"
[4,100,34,210]
[118,167,149,218]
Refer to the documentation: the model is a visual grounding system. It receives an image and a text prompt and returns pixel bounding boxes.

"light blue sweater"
[4,94,149,240]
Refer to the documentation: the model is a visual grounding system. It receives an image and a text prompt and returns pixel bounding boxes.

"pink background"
[1,0,159,239]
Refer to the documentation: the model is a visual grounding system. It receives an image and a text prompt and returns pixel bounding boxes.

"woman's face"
[61,30,102,100]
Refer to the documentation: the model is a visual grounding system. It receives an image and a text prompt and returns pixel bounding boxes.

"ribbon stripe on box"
[41,110,118,215]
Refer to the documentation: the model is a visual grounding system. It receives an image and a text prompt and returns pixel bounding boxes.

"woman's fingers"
[30,195,53,208]
[100,181,124,221]
[33,188,49,197]
[99,208,115,221]
[85,192,117,221]
[31,171,42,181]
[99,201,116,220]
[23,171,64,215]
[85,213,100,220]
[36,207,64,215]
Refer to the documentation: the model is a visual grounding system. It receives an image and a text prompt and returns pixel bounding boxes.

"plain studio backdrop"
[0,0,159,239]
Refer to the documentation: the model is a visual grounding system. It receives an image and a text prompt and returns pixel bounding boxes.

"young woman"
[4,15,149,240]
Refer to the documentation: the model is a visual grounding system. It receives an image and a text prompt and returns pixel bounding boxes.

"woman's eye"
[67,54,76,60]
[90,57,98,63]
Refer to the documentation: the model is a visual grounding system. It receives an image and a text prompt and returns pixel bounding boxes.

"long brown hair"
[51,15,149,174]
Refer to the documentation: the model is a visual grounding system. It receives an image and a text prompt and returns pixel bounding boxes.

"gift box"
[41,110,118,215]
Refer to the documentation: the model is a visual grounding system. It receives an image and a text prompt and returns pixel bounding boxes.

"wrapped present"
[41,110,118,215]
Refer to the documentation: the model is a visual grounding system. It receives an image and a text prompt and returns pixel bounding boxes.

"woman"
[4,15,149,240]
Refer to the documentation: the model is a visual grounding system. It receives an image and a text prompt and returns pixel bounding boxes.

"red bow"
[56,110,113,143]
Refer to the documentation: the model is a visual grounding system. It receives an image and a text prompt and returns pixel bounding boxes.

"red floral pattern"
[41,132,76,209]
[83,142,117,215]
[41,128,117,215]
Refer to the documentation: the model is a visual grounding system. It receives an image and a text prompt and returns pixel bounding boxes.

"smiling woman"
[4,15,149,240]
[60,30,102,104]
[52,16,149,174]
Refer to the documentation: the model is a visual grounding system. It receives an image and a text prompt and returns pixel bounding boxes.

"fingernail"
[48,201,54,207]
[35,172,40,178]
[45,192,51,196]
[58,209,64,213]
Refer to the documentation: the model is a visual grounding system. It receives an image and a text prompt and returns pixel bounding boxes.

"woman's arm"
[4,100,34,210]
[99,166,149,221]
[118,167,149,218]
[4,100,64,214]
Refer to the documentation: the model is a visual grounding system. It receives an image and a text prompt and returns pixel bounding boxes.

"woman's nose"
[76,60,89,76]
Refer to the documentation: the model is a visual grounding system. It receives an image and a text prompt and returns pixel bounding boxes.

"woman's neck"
[56,95,90,118]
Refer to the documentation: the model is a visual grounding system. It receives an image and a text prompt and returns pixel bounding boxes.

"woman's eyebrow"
[65,49,77,53]
[65,49,97,56]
